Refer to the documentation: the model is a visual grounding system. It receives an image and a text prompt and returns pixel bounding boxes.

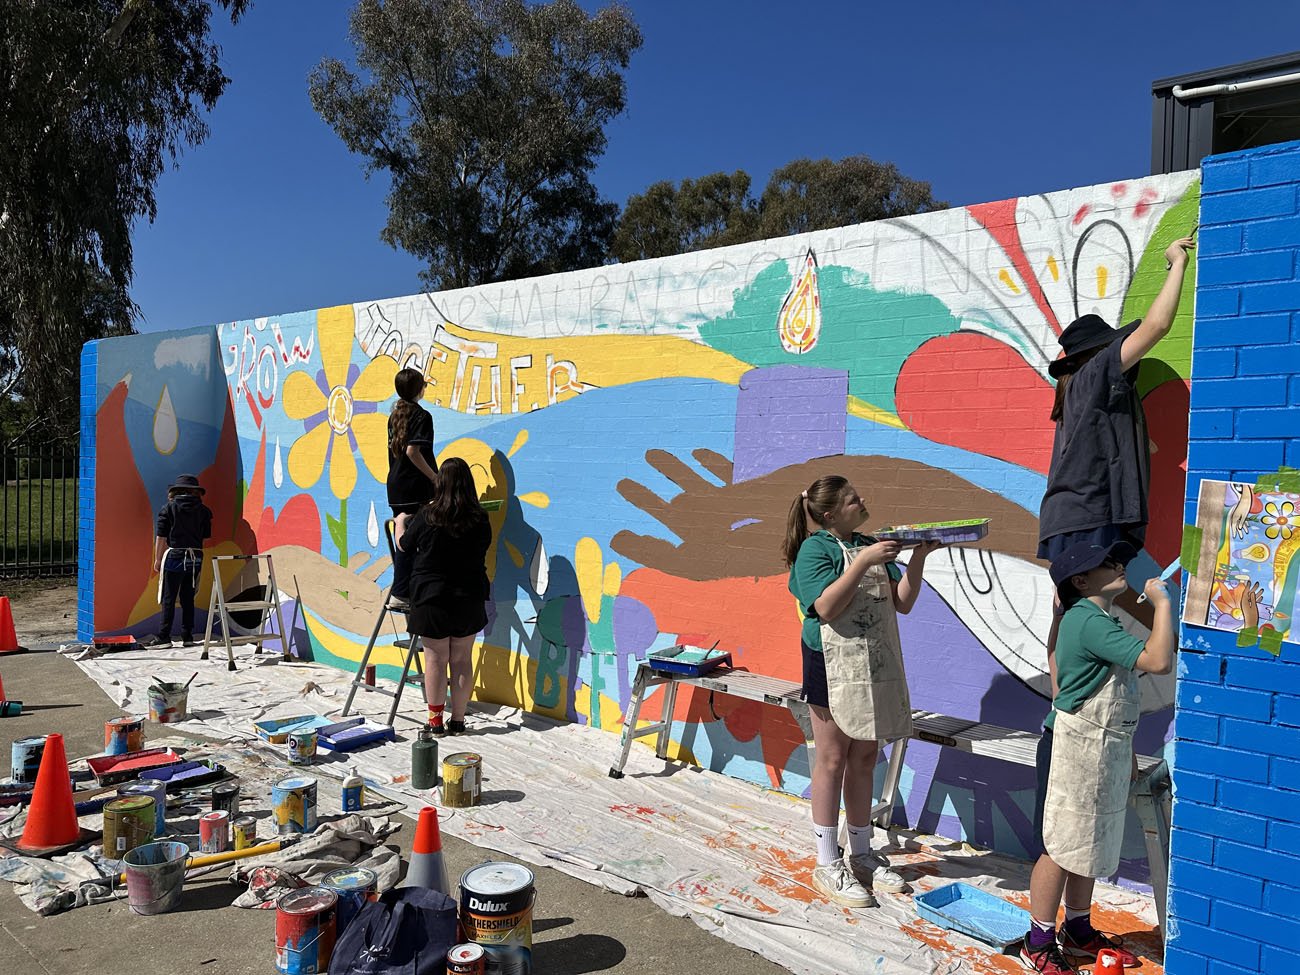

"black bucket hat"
[1048,314,1141,378]
[168,474,205,495]
[1049,539,1137,598]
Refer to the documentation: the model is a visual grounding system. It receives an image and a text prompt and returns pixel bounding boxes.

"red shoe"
[1018,939,1077,974]
[1058,925,1139,967]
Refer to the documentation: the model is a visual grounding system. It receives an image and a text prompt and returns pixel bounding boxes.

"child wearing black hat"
[146,474,213,648]
[1020,539,1174,974]
[1038,234,1196,566]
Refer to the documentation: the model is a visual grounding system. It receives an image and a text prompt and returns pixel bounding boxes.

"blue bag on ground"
[329,886,458,975]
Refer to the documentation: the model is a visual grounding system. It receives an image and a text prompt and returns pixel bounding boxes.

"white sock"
[1031,916,1056,933]
[1064,904,1089,922]
[812,823,840,865]
[846,823,873,857]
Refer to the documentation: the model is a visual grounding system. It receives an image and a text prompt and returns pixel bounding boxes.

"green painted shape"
[589,593,617,654]
[1258,628,1284,656]
[1237,626,1259,648]
[1121,181,1201,396]
[696,261,961,416]
[326,498,348,567]
[1180,525,1204,576]
[1254,466,1300,494]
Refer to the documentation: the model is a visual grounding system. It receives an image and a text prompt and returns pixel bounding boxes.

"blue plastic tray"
[646,646,732,677]
[913,882,1030,949]
[317,716,396,752]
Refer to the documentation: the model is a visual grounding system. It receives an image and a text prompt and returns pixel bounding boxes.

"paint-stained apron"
[819,540,912,742]
[1042,663,1140,877]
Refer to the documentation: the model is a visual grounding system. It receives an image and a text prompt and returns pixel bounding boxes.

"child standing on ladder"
[1021,540,1173,973]
[395,457,492,736]
[148,474,212,648]
[387,367,439,604]
[783,475,940,908]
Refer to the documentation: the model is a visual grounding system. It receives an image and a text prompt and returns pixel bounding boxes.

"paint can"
[275,886,338,975]
[104,716,144,756]
[319,866,378,936]
[459,861,535,975]
[11,735,46,784]
[212,782,241,816]
[199,809,230,853]
[441,752,482,808]
[147,680,190,723]
[1095,949,1124,975]
[232,815,259,851]
[119,779,168,837]
[447,943,487,975]
[287,728,318,766]
[272,776,318,835]
[122,840,189,915]
[103,795,157,859]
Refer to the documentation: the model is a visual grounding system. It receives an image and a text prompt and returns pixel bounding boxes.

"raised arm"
[1120,236,1195,371]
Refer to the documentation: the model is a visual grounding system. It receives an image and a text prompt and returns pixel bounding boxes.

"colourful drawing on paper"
[1184,480,1300,650]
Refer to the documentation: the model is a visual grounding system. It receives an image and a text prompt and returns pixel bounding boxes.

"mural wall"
[81,170,1200,879]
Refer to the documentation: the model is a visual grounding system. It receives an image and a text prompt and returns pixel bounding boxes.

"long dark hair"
[781,475,849,567]
[421,457,487,537]
[389,368,426,461]
[1049,346,1104,423]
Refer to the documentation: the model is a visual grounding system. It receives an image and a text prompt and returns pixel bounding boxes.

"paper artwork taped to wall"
[1184,479,1299,648]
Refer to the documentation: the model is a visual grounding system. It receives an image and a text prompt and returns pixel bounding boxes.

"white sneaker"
[848,853,907,892]
[811,858,878,908]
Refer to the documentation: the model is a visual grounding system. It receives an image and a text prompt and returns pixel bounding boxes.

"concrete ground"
[0,582,789,975]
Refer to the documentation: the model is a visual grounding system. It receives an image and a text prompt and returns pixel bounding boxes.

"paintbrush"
[1137,558,1182,603]
[183,671,199,690]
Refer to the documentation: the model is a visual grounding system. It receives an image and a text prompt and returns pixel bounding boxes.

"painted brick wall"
[1166,139,1300,975]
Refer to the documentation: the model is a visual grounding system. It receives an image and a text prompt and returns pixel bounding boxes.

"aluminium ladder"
[201,553,292,671]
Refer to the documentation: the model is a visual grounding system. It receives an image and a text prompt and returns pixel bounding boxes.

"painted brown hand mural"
[612,450,1044,581]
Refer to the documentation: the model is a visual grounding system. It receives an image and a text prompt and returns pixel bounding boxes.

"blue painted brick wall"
[77,340,97,642]
[1169,140,1300,972]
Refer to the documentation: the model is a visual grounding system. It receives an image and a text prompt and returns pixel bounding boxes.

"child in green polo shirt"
[1022,539,1174,974]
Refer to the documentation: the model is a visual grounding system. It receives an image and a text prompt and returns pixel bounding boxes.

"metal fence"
[1,440,78,577]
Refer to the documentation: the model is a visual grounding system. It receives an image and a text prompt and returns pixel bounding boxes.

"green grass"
[1,477,78,570]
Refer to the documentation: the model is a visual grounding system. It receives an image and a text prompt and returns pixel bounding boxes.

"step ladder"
[200,553,291,672]
[341,519,428,726]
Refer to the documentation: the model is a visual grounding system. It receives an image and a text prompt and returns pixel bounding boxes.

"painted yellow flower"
[283,305,397,498]
[1261,500,1296,541]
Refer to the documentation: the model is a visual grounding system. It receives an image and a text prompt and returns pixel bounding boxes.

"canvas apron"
[1042,664,1140,877]
[156,547,203,602]
[819,540,913,741]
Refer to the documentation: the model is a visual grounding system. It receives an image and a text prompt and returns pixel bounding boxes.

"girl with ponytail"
[785,475,940,908]
[386,367,438,601]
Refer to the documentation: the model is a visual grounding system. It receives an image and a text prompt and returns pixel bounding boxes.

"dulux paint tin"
[104,716,144,756]
[272,776,318,835]
[119,779,167,837]
[199,810,230,853]
[287,728,317,766]
[275,885,338,975]
[447,943,487,975]
[211,782,240,816]
[102,795,156,859]
[10,736,45,784]
[319,866,377,936]
[459,861,535,975]
[232,815,259,851]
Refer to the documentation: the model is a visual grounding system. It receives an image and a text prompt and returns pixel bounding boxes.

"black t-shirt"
[1039,338,1150,543]
[399,515,492,601]
[386,405,436,510]
[155,494,213,549]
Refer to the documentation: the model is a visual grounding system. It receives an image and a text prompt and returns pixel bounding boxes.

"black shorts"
[1033,728,1053,854]
[800,641,829,709]
[1038,524,1145,562]
[408,600,488,640]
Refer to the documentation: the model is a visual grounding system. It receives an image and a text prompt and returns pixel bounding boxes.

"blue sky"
[129,0,1300,333]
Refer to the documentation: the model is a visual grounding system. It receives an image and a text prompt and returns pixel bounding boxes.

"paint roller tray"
[646,646,733,677]
[316,717,396,752]
[875,518,990,545]
[253,714,334,744]
[139,759,226,791]
[912,882,1030,949]
[87,748,187,786]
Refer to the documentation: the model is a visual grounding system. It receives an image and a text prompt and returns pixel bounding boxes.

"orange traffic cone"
[403,806,450,894]
[0,596,19,653]
[18,734,81,854]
